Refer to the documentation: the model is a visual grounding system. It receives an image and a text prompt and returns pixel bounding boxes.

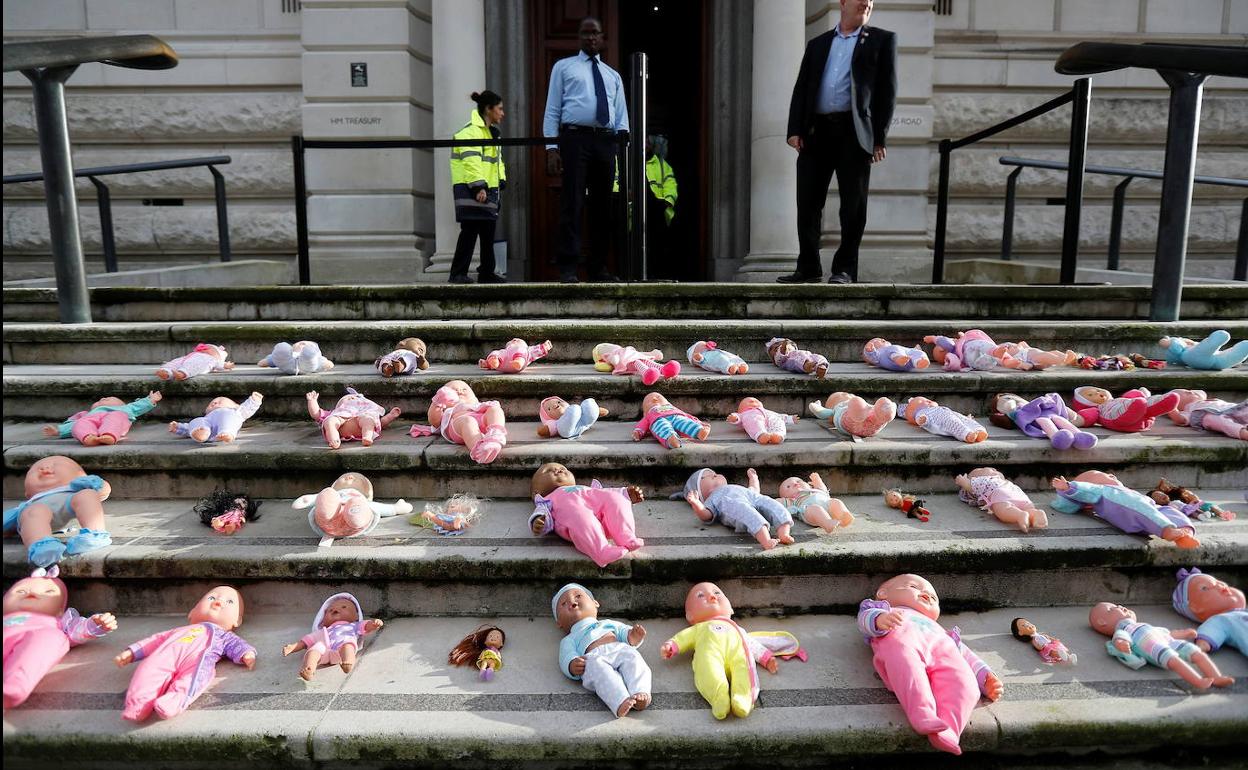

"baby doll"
[765,337,828,379]
[989,392,1097,451]
[42,391,162,446]
[170,392,263,444]
[293,472,412,547]
[375,337,429,377]
[282,592,383,680]
[687,340,749,375]
[1165,388,1248,440]
[956,467,1048,533]
[884,489,931,523]
[1051,470,1200,549]
[679,467,794,550]
[862,337,929,372]
[726,397,797,445]
[553,584,650,716]
[632,392,710,449]
[193,490,262,535]
[479,338,552,372]
[1149,479,1235,522]
[3,565,117,708]
[116,585,256,721]
[3,456,112,567]
[1071,386,1178,433]
[258,340,334,375]
[1009,617,1077,666]
[901,397,987,443]
[925,329,1017,372]
[417,380,507,464]
[529,463,644,567]
[808,392,896,440]
[990,341,1077,370]
[1159,329,1248,370]
[592,343,680,386]
[307,387,401,449]
[857,574,1002,755]
[777,473,855,533]
[660,582,803,720]
[449,624,506,682]
[1171,568,1246,658]
[1088,602,1233,689]
[538,396,607,439]
[411,494,483,535]
[156,343,233,381]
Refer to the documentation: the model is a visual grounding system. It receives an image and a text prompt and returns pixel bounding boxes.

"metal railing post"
[87,176,117,273]
[1107,177,1132,271]
[630,52,648,281]
[1060,78,1090,284]
[932,139,951,284]
[1001,166,1022,261]
[292,135,310,285]
[1236,197,1247,282]
[208,165,231,262]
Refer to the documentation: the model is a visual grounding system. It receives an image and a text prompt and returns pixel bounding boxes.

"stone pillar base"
[735,251,802,282]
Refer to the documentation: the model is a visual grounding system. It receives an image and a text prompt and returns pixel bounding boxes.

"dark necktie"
[589,56,610,127]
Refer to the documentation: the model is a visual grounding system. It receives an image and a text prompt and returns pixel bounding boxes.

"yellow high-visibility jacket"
[613,155,678,225]
[450,109,506,222]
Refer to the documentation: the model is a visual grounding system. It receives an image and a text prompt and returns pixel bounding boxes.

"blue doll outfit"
[704,485,793,536]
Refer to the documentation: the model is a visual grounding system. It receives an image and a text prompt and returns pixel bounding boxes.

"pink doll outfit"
[529,481,643,567]
[905,400,986,442]
[439,401,502,444]
[1031,632,1077,665]
[858,600,994,755]
[733,405,796,443]
[1179,397,1248,439]
[302,593,370,666]
[633,403,708,448]
[55,395,158,444]
[602,345,680,385]
[961,474,1034,512]
[122,621,256,721]
[313,389,388,444]
[929,330,1000,372]
[172,394,261,442]
[1072,387,1178,433]
[480,340,551,371]
[157,344,228,380]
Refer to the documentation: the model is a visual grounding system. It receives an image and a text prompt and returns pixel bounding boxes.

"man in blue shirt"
[543,16,630,283]
[782,0,897,284]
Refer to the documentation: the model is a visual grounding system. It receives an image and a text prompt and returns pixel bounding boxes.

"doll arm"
[123,396,159,419]
[783,412,798,425]
[53,417,77,439]
[306,392,325,421]
[1193,616,1231,653]
[221,630,258,667]
[370,499,413,518]
[746,468,760,494]
[685,492,714,522]
[379,407,403,428]
[59,608,116,646]
[949,629,995,696]
[558,635,584,680]
[809,473,828,493]
[726,412,740,424]
[664,624,699,656]
[357,619,384,636]
[126,628,180,662]
[1052,481,1102,511]
[856,604,892,638]
[237,393,263,422]
[604,619,638,648]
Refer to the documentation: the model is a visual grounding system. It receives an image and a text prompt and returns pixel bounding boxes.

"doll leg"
[1188,649,1234,687]
[873,648,947,736]
[1203,413,1248,440]
[68,487,106,532]
[17,503,55,547]
[71,413,107,445]
[692,649,733,720]
[357,415,381,446]
[338,643,358,673]
[801,504,840,533]
[926,655,981,756]
[1144,391,1181,420]
[322,416,346,449]
[616,646,652,709]
[754,495,795,544]
[598,493,644,550]
[269,342,298,375]
[648,416,681,448]
[123,650,188,721]
[1164,655,1213,689]
[96,411,132,444]
[1031,416,1074,450]
[582,649,634,717]
[1052,415,1097,450]
[562,508,630,567]
[632,360,662,386]
[481,404,507,445]
[151,664,201,720]
[670,414,710,442]
[182,416,212,443]
[300,646,324,680]
[2,630,70,709]
[726,647,757,719]
[988,502,1032,533]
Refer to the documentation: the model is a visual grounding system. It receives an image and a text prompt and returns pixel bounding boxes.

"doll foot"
[65,528,111,555]
[174,371,188,381]
[1173,534,1201,549]
[299,667,316,681]
[168,421,179,434]
[696,426,711,441]
[508,357,526,373]
[641,368,661,386]
[361,435,375,447]
[966,430,988,443]
[615,696,637,718]
[97,434,117,446]
[27,537,67,568]
[1050,429,1075,451]
[1072,431,1098,450]
[815,362,829,379]
[81,434,101,446]
[340,662,355,673]
[663,435,683,449]
[1029,509,1049,529]
[660,360,681,380]
[759,537,779,550]
[190,427,211,443]
[216,433,234,444]
[156,369,172,380]
[778,532,796,545]
[632,692,651,710]
[1212,676,1235,688]
[927,729,963,756]
[480,666,494,682]
[327,440,342,450]
[758,432,781,444]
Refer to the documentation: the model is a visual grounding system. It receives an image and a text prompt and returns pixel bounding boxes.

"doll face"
[1185,574,1246,621]
[641,392,669,412]
[685,582,734,624]
[698,471,728,499]
[883,489,903,508]
[1078,387,1112,405]
[541,397,569,420]
[2,577,66,617]
[864,337,887,353]
[904,397,935,423]
[205,396,240,413]
[399,338,426,357]
[532,463,576,497]
[737,397,764,413]
[1012,618,1037,638]
[967,467,1003,480]
[188,586,243,630]
[23,455,88,497]
[778,477,810,499]
[876,574,940,621]
[1089,602,1134,635]
[554,586,599,631]
[444,380,478,406]
[198,344,228,362]
[1073,470,1122,487]
[994,393,1026,413]
[769,339,795,357]
[322,598,359,627]
[484,628,505,649]
[91,396,126,409]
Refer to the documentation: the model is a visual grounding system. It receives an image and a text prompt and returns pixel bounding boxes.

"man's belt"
[560,124,617,134]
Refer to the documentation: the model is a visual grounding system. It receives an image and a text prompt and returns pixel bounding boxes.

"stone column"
[736,0,804,281]
[425,0,486,278]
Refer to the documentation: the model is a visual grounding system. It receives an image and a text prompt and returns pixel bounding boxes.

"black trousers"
[795,113,872,279]
[645,196,674,279]
[450,218,496,278]
[557,130,616,275]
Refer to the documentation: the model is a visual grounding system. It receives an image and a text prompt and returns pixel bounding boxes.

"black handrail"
[3,155,233,273]
[997,157,1248,281]
[932,78,1090,284]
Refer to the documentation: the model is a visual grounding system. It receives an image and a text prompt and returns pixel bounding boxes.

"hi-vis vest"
[613,155,678,225]
[450,109,507,221]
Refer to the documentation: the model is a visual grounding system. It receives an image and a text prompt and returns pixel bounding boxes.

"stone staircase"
[3,284,1247,769]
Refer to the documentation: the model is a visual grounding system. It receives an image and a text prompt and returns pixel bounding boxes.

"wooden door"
[529,0,620,281]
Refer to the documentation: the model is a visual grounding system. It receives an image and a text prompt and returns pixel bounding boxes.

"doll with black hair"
[448,624,506,681]
[1010,617,1077,666]
[194,490,261,535]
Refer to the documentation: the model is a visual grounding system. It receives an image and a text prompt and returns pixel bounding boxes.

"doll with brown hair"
[884,489,930,523]
[282,593,383,681]
[766,337,828,379]
[1010,617,1077,665]
[193,490,262,535]
[1149,478,1235,522]
[375,337,430,377]
[449,624,506,681]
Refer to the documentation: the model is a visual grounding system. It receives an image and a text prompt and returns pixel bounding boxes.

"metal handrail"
[3,155,233,273]
[997,156,1248,281]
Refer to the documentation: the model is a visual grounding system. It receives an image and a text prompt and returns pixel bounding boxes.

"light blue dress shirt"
[816,26,862,114]
[543,51,630,148]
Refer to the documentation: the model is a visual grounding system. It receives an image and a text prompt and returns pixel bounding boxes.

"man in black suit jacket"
[780,0,897,284]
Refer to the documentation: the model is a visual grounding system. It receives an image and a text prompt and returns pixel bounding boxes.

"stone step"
[5,283,1246,322]
[2,607,1245,769]
[6,363,1247,421]
[5,492,1243,616]
[5,419,1245,499]
[6,318,1247,366]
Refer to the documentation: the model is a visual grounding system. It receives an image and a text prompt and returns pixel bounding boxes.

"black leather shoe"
[588,271,621,283]
[560,271,580,284]
[448,274,473,284]
[776,271,820,284]
[477,272,507,284]
[827,272,853,284]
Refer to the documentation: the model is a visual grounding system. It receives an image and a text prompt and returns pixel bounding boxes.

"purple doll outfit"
[865,344,927,372]
[157,346,228,380]
[1052,481,1194,538]
[173,394,261,442]
[302,593,370,666]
